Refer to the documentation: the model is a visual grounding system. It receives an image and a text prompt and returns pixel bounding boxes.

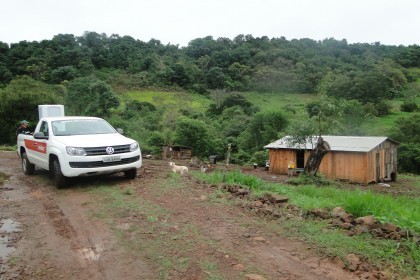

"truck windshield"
[52,119,116,136]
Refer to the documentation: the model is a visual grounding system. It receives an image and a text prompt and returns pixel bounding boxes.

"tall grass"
[193,170,420,232]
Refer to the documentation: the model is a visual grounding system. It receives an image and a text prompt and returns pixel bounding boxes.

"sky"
[1,0,419,47]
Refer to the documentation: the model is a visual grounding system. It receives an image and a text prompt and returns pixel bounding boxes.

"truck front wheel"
[22,152,35,175]
[53,159,67,188]
[124,168,137,179]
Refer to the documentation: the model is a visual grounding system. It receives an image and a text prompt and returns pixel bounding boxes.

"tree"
[49,66,78,83]
[174,117,211,157]
[240,111,288,152]
[391,114,420,145]
[288,73,343,176]
[65,77,119,117]
[0,76,61,144]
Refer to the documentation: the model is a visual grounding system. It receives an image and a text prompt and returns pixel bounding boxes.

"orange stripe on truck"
[24,139,47,154]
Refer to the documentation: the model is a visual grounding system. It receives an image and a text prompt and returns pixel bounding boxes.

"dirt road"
[0,151,357,279]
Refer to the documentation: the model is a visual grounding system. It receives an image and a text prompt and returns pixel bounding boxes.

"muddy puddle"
[0,219,22,259]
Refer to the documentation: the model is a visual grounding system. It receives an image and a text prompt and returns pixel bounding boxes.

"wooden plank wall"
[268,139,398,184]
[318,152,368,183]
[268,149,296,174]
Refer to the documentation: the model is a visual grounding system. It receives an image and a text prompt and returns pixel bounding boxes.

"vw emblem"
[106,147,115,154]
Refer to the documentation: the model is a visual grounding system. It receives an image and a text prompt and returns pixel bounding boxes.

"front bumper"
[60,152,142,177]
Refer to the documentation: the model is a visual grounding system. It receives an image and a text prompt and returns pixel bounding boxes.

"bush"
[375,100,392,116]
[401,100,419,112]
[250,150,269,166]
[398,143,420,174]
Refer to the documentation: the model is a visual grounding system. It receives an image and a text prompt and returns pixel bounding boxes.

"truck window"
[52,119,116,136]
[40,121,49,137]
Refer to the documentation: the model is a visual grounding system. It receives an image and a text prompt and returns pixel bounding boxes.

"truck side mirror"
[33,132,48,140]
[116,128,124,134]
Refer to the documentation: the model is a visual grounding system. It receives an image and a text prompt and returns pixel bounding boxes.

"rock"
[245,274,267,280]
[272,210,282,218]
[331,256,346,269]
[339,222,353,230]
[346,254,361,271]
[200,195,207,200]
[251,201,264,208]
[310,208,330,219]
[359,272,377,279]
[339,213,354,224]
[271,194,289,204]
[233,263,246,271]
[237,188,250,196]
[331,207,346,218]
[253,236,266,242]
[388,231,402,240]
[371,228,383,237]
[355,215,376,226]
[261,206,274,215]
[381,222,398,233]
[352,225,370,235]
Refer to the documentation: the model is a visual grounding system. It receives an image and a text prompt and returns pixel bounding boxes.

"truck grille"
[69,156,140,168]
[84,145,131,156]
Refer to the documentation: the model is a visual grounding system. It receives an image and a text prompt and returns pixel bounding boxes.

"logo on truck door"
[106,147,114,154]
[24,139,47,154]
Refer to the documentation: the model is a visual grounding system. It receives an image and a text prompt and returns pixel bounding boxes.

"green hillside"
[125,90,212,113]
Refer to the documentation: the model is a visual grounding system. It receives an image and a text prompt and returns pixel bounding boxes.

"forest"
[0,32,419,173]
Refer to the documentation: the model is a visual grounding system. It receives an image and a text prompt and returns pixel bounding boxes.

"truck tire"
[53,158,67,188]
[124,168,137,179]
[22,152,35,175]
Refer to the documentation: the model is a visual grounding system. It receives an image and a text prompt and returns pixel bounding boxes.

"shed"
[264,136,399,184]
[161,145,192,160]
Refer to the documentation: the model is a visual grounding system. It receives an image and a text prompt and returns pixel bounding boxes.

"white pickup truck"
[17,116,142,188]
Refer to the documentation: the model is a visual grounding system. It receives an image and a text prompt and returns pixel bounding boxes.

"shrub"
[398,143,420,174]
[288,173,334,186]
[375,100,392,116]
[401,100,419,112]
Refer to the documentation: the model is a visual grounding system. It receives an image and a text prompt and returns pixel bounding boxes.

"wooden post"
[223,144,231,182]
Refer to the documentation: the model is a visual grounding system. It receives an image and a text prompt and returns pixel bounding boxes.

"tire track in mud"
[20,173,155,279]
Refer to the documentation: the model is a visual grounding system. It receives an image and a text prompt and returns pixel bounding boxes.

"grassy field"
[124,90,213,113]
[242,92,314,113]
[361,111,413,136]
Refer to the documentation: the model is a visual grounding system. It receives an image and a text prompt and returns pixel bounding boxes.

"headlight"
[130,142,139,152]
[66,147,87,156]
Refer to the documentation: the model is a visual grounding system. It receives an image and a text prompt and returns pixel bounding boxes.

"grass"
[243,91,314,113]
[0,145,16,151]
[84,179,228,279]
[192,170,420,233]
[278,218,419,278]
[0,171,10,186]
[124,90,213,113]
[361,111,414,136]
[398,173,420,188]
[192,170,420,277]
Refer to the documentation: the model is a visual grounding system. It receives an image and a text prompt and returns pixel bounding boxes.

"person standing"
[16,120,31,136]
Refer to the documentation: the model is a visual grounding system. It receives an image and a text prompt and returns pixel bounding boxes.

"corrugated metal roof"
[264,136,396,152]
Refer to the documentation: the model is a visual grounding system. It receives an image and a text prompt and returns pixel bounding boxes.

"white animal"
[200,165,208,173]
[169,162,189,175]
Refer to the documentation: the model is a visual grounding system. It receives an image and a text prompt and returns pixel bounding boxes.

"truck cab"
[18,116,142,188]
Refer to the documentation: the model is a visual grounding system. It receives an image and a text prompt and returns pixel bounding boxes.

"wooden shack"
[161,145,192,160]
[264,136,399,184]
